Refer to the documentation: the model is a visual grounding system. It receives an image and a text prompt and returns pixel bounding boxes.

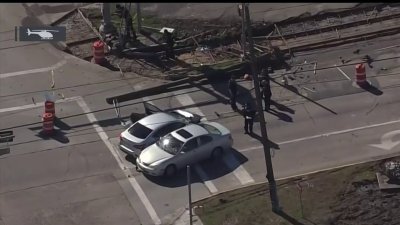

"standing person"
[243,102,256,134]
[228,76,238,111]
[261,77,272,111]
[163,29,175,59]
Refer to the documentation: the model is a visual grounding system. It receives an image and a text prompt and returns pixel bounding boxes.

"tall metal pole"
[240,4,246,58]
[102,3,115,34]
[243,3,280,212]
[136,3,142,33]
[187,165,193,225]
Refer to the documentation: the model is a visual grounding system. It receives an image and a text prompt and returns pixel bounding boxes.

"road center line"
[0,59,67,79]
[76,98,161,225]
[240,118,400,153]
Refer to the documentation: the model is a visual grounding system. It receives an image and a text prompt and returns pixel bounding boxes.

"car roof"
[171,124,208,142]
[138,112,180,130]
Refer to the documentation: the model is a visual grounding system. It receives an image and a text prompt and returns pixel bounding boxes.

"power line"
[3,77,400,133]
[1,55,399,100]
[1,55,399,131]
[271,55,400,79]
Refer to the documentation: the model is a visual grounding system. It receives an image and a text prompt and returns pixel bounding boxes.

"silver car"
[136,122,233,177]
[119,110,199,157]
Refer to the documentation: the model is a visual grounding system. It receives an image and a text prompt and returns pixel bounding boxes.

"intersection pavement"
[2,3,400,225]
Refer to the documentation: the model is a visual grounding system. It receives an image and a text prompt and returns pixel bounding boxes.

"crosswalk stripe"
[174,90,255,189]
[193,164,218,194]
[222,152,255,185]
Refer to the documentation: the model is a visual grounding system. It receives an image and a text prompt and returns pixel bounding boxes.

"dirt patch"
[195,156,400,225]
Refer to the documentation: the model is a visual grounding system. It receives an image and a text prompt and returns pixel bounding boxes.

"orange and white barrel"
[355,63,366,86]
[45,100,55,116]
[92,40,105,64]
[42,113,54,135]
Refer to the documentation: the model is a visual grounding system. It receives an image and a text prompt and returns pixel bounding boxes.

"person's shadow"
[267,108,293,122]
[271,100,295,114]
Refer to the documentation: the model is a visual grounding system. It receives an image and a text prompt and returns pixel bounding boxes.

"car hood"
[139,144,174,165]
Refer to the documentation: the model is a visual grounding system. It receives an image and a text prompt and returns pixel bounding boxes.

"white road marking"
[370,129,400,150]
[76,98,161,225]
[374,44,400,52]
[241,118,400,153]
[335,64,351,81]
[0,59,67,79]
[0,96,81,113]
[174,91,255,188]
[173,91,207,122]
[143,96,155,105]
[193,164,218,194]
[223,152,255,185]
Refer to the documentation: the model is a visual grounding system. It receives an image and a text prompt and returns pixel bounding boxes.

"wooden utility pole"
[102,3,115,34]
[240,4,246,57]
[243,3,280,212]
[136,3,142,33]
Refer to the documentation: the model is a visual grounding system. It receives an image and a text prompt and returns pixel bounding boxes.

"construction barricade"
[42,113,54,135]
[45,100,55,116]
[355,63,367,86]
[92,40,105,65]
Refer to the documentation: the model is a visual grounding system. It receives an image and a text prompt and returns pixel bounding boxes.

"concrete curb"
[191,153,400,207]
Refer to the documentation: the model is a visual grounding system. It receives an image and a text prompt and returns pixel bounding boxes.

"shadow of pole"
[270,79,337,115]
[267,108,293,122]
[274,210,306,225]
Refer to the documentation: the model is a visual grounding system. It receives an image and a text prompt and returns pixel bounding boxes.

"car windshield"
[128,122,153,139]
[201,124,221,135]
[169,111,187,120]
[156,134,184,155]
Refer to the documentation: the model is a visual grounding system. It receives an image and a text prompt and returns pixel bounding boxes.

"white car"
[136,122,233,177]
[119,109,200,157]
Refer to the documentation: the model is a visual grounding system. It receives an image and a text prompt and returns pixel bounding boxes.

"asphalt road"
[2,3,400,225]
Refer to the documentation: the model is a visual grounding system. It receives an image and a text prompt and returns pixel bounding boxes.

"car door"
[197,135,214,160]
[174,138,199,168]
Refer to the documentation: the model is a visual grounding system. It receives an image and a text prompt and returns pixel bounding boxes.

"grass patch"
[194,160,392,225]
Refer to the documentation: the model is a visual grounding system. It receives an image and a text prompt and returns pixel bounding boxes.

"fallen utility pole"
[243,3,280,212]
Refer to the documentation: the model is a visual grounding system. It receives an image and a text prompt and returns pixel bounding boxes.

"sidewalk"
[171,208,204,225]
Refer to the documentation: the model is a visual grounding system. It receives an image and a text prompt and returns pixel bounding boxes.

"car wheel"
[164,164,177,177]
[211,147,223,160]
